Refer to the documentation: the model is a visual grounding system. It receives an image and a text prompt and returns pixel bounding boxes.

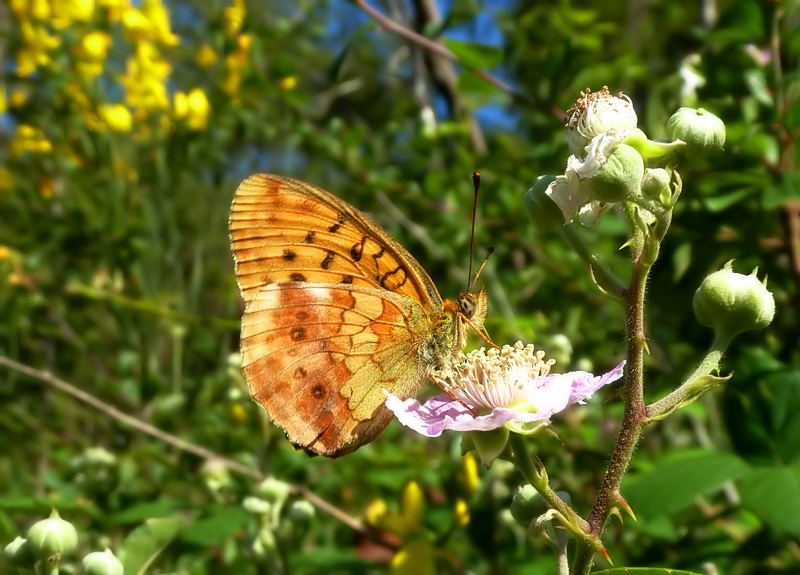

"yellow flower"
[0,86,6,114]
[454,498,470,527]
[196,44,218,68]
[51,0,95,28]
[98,103,133,132]
[76,61,104,79]
[97,0,128,22]
[142,0,179,46]
[120,42,172,114]
[121,0,179,46]
[174,88,210,130]
[278,76,297,91]
[11,124,53,156]
[229,404,248,423]
[0,246,13,261]
[237,33,251,51]
[16,22,61,76]
[10,0,50,19]
[400,481,425,529]
[461,451,479,494]
[224,0,246,36]
[9,88,30,109]
[77,31,112,61]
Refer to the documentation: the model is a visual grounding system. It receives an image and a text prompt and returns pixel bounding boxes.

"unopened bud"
[82,548,123,575]
[693,261,775,338]
[26,509,78,562]
[587,143,644,203]
[666,107,726,156]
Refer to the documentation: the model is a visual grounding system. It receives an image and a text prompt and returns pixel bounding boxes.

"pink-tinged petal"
[565,361,626,404]
[383,391,472,437]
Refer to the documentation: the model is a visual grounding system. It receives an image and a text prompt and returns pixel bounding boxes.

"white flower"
[565,86,638,157]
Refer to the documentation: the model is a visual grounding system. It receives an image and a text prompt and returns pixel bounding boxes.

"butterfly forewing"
[230,174,443,310]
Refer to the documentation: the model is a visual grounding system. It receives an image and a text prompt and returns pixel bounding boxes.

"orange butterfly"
[229,174,488,456]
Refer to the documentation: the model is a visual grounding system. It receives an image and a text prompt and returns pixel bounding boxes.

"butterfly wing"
[240,282,433,456]
[229,174,451,456]
[229,174,443,310]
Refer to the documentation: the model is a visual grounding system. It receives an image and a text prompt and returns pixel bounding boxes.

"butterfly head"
[457,288,488,329]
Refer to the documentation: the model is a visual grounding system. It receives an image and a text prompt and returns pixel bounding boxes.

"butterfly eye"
[457,294,476,319]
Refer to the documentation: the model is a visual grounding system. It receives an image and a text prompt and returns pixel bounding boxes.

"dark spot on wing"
[282,249,297,262]
[312,384,326,399]
[321,250,335,270]
[350,237,366,262]
[341,275,354,284]
[294,366,307,379]
[296,310,309,321]
[291,327,307,341]
[305,231,316,244]
[328,214,346,234]
[289,272,307,282]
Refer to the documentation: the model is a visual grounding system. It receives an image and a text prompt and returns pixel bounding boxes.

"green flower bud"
[26,509,78,562]
[242,496,272,516]
[524,175,563,230]
[82,548,123,575]
[255,477,292,504]
[587,143,644,203]
[200,458,232,495]
[286,500,315,526]
[693,261,775,338]
[462,427,509,466]
[4,536,35,569]
[640,168,672,206]
[509,484,540,525]
[666,107,726,156]
[251,526,277,560]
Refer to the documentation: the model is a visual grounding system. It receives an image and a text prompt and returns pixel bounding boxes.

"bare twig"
[355,0,529,104]
[0,355,376,538]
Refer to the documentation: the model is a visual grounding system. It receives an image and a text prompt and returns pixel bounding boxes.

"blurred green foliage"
[1,0,799,573]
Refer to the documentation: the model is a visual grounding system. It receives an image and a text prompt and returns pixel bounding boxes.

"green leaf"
[671,242,692,282]
[738,465,800,536]
[703,189,754,212]
[444,39,504,70]
[118,516,185,575]
[622,449,749,520]
[180,506,251,546]
[112,500,184,524]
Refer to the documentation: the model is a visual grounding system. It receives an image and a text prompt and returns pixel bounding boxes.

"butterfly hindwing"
[239,282,433,456]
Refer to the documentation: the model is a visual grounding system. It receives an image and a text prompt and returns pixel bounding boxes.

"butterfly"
[229,174,488,457]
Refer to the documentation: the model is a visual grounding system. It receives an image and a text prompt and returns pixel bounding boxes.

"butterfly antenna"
[472,246,495,287]
[467,171,481,292]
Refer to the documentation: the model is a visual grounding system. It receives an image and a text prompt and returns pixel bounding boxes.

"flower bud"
[587,143,644,203]
[524,175,563,230]
[509,484,540,525]
[693,261,775,338]
[243,496,273,516]
[666,107,726,156]
[4,536,35,568]
[255,477,291,504]
[463,427,509,466]
[285,500,315,526]
[82,548,123,575]
[26,509,79,562]
[200,458,231,495]
[640,168,672,205]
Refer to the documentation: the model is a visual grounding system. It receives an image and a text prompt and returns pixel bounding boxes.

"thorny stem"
[572,215,653,574]
[509,434,595,547]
